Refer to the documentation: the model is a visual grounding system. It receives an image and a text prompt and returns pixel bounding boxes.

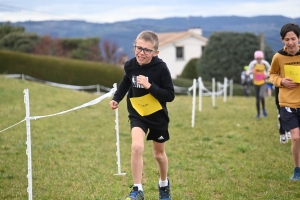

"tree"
[1,23,127,65]
[32,35,65,56]
[0,22,39,53]
[32,37,103,61]
[0,22,25,40]
[101,39,126,65]
[180,58,199,79]
[61,37,102,61]
[0,32,39,53]
[196,32,274,83]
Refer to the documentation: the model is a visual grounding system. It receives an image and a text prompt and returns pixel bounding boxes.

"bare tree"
[101,39,127,65]
[32,35,65,56]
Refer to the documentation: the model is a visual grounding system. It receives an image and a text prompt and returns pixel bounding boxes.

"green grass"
[0,75,299,199]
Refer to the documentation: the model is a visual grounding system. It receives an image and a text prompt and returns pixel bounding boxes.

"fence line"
[5,74,192,95]
[30,88,116,121]
[0,119,26,133]
[4,74,111,93]
[0,86,126,200]
[190,77,233,128]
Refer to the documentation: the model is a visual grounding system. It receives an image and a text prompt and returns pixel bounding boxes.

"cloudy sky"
[0,0,299,23]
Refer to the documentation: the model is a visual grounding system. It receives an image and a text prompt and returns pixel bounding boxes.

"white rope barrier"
[189,77,233,127]
[229,79,233,97]
[4,74,111,93]
[0,89,116,132]
[113,83,126,176]
[191,79,196,128]
[223,77,228,102]
[0,119,25,133]
[212,78,216,107]
[30,88,116,121]
[188,78,227,97]
[0,86,124,200]
[24,89,33,200]
[198,77,202,112]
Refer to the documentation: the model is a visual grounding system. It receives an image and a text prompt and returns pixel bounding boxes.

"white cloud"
[0,0,299,23]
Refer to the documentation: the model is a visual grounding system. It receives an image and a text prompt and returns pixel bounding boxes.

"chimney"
[188,27,202,35]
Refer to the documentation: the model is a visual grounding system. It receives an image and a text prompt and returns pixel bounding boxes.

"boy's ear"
[153,50,159,56]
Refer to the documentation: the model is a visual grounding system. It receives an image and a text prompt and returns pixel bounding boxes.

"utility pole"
[186,16,190,29]
[260,33,265,54]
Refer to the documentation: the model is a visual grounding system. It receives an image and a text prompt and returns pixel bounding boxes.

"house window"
[201,46,205,55]
[176,47,184,59]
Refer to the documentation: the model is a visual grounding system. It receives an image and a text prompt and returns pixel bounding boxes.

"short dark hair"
[135,30,159,50]
[280,23,300,39]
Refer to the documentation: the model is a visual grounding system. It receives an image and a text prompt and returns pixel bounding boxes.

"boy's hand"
[137,75,151,89]
[109,100,118,109]
[281,78,299,89]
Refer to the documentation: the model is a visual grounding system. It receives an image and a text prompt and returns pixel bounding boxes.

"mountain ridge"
[8,15,300,57]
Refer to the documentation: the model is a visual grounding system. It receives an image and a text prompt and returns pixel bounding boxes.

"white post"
[198,77,202,112]
[212,78,215,107]
[22,74,25,81]
[230,79,233,97]
[191,79,196,127]
[113,83,126,176]
[223,77,227,102]
[24,89,33,200]
[96,84,100,94]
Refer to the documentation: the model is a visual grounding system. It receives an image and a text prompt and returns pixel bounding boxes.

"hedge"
[0,50,124,87]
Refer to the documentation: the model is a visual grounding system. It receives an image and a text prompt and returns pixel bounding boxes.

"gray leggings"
[254,84,266,114]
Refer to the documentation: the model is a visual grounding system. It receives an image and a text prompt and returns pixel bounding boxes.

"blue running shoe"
[158,178,171,200]
[255,114,260,118]
[125,186,144,200]
[263,109,268,117]
[290,167,300,181]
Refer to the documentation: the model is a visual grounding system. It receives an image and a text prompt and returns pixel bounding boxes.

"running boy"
[269,23,300,181]
[109,30,174,199]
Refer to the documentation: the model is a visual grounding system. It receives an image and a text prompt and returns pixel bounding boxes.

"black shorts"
[130,118,170,143]
[280,107,300,131]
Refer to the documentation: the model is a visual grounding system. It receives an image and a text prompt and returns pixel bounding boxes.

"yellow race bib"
[284,65,300,83]
[129,93,162,116]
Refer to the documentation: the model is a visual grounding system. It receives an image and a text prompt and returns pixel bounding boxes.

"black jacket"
[113,56,175,130]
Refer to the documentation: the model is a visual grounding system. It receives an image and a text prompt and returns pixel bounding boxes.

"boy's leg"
[275,87,288,143]
[290,127,300,167]
[254,85,260,117]
[131,127,145,186]
[259,84,267,116]
[281,108,300,181]
[153,141,171,199]
[290,127,300,181]
[152,141,168,181]
[125,127,145,200]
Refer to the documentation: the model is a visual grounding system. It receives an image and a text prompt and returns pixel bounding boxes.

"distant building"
[157,28,208,79]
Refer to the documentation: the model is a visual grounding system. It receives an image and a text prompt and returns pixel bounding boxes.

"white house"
[157,28,208,79]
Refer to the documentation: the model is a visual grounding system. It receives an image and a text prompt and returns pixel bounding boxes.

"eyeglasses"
[134,45,156,55]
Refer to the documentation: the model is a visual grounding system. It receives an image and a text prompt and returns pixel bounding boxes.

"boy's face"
[282,31,300,55]
[135,39,159,65]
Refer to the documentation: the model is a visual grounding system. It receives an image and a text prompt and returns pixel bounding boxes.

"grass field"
[0,75,299,200]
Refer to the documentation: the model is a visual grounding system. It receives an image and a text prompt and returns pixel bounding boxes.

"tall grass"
[0,75,299,199]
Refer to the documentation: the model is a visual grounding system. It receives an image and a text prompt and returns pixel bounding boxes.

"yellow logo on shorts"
[130,93,162,116]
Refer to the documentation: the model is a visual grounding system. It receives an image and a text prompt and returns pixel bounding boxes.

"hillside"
[9,15,300,57]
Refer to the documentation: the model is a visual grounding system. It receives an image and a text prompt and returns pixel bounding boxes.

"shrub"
[180,58,199,79]
[0,50,124,87]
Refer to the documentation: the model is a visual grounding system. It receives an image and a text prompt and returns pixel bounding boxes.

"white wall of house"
[158,36,206,79]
